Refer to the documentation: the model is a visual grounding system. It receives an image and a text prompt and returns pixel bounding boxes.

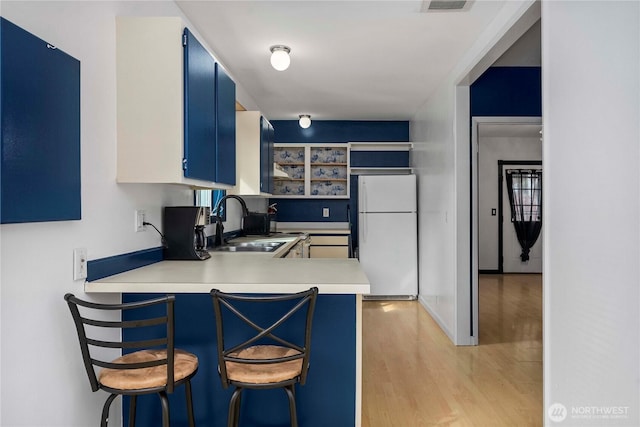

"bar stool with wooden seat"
[210,287,318,427]
[64,293,199,427]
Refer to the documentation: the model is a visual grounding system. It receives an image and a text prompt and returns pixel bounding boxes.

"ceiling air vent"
[421,0,472,12]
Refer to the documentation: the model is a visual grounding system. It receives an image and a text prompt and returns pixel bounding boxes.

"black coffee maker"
[163,206,211,260]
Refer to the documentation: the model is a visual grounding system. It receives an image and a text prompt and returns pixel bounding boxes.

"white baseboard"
[417,295,456,344]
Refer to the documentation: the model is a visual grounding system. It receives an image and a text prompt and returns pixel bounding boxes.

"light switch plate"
[322,208,330,218]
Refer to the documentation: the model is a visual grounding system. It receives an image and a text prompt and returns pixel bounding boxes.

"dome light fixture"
[298,114,312,129]
[269,45,291,71]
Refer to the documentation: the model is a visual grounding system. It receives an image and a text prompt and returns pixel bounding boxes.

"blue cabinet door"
[267,120,274,193]
[260,117,274,194]
[1,18,81,223]
[215,64,236,185]
[183,28,216,182]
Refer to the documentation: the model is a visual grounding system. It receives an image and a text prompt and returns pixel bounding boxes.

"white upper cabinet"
[116,17,235,188]
[231,111,274,196]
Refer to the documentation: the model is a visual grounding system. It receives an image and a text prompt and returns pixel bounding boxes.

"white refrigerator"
[358,174,418,298]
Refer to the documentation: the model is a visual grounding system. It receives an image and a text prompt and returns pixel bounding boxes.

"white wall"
[411,0,537,344]
[542,1,640,425]
[493,19,541,67]
[0,2,259,425]
[412,86,458,341]
[478,132,541,271]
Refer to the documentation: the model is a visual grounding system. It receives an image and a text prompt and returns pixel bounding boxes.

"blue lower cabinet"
[1,17,81,223]
[122,293,357,427]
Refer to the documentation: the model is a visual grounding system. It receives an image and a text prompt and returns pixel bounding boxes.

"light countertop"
[280,228,351,235]
[85,235,369,295]
[277,222,351,235]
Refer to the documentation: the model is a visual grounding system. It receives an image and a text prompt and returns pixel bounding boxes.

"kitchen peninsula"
[85,235,370,427]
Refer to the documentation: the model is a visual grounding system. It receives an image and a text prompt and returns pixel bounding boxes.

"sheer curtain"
[505,169,542,262]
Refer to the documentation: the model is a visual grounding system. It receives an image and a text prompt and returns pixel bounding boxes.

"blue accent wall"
[270,199,350,223]
[271,120,409,143]
[470,66,542,117]
[87,248,163,281]
[350,151,410,168]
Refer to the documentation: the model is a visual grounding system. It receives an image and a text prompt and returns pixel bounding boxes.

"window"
[194,189,226,221]
[507,171,541,222]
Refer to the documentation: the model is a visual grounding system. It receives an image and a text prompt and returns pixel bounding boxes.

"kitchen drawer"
[310,246,349,259]
[310,235,349,246]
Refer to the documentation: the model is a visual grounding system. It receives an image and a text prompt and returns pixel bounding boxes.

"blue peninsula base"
[122,293,358,427]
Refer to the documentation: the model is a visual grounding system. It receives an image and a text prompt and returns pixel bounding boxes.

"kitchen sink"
[212,241,285,252]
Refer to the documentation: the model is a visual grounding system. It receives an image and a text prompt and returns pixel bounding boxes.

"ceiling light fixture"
[270,45,291,71]
[299,114,311,129]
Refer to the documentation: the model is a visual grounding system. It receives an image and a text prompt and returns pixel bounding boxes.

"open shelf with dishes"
[273,144,350,198]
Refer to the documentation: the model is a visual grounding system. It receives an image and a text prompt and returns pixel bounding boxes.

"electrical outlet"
[73,248,88,281]
[322,207,330,218]
[135,210,146,232]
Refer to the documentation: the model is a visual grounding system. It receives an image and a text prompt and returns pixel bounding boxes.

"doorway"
[471,116,542,344]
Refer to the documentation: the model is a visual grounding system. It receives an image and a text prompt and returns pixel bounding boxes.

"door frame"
[471,116,542,345]
[498,160,542,273]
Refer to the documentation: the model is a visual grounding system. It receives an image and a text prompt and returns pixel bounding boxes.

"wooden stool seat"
[226,345,302,384]
[99,349,199,390]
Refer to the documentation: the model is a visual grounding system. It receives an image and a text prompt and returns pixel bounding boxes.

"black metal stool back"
[64,293,198,427]
[210,287,318,427]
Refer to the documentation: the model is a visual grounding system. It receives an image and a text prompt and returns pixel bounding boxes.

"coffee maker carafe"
[163,206,211,260]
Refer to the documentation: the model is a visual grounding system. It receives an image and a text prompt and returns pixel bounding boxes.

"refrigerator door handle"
[362,181,367,213]
[362,213,367,243]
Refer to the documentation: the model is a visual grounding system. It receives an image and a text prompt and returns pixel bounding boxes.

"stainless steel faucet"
[212,195,249,247]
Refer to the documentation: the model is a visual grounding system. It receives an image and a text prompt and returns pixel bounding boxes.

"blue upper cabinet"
[1,18,81,224]
[183,28,216,182]
[116,17,235,189]
[260,116,274,194]
[215,64,236,185]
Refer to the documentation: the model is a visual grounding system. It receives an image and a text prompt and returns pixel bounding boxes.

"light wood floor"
[362,274,542,426]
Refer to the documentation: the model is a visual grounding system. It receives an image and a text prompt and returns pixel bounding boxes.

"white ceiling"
[176,0,509,121]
